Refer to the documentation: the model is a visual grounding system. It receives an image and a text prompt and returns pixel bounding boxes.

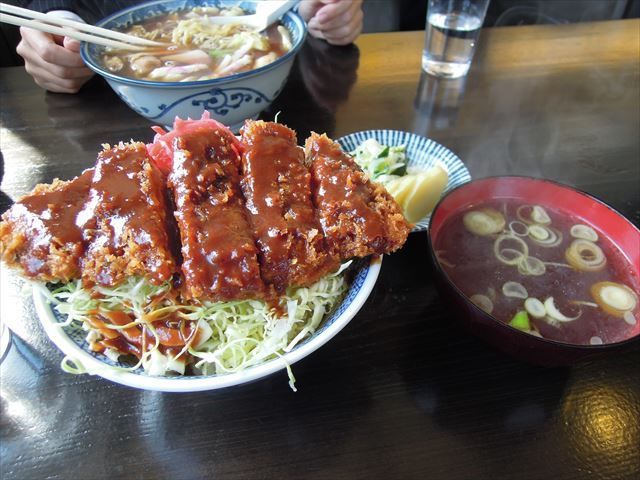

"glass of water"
[422,0,491,78]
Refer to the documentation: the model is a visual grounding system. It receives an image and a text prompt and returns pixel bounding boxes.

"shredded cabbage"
[172,19,269,52]
[43,272,348,387]
[351,138,408,181]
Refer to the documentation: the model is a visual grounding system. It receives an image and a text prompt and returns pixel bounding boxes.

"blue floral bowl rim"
[80,0,307,88]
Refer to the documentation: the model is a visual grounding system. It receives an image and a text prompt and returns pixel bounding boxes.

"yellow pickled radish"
[402,165,449,223]
[385,175,417,207]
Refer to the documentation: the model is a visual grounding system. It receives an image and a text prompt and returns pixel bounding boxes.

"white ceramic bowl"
[80,1,307,129]
[33,256,381,392]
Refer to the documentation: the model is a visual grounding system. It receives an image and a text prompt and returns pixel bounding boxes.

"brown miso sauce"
[95,310,196,360]
[10,170,93,276]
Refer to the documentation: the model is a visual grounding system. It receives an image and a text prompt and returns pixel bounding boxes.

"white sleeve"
[46,10,86,24]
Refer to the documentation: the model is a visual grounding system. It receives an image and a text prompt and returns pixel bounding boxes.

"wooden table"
[1,20,639,480]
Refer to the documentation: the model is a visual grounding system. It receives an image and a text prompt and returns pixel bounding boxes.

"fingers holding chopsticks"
[17,27,94,93]
[299,0,363,46]
[4,1,163,93]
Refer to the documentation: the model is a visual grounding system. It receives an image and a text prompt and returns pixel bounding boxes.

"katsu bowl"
[80,0,307,129]
[427,176,640,365]
[0,115,412,391]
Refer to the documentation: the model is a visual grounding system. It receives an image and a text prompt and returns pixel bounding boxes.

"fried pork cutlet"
[0,169,93,282]
[168,126,265,301]
[78,142,177,287]
[240,121,340,292]
[304,132,411,259]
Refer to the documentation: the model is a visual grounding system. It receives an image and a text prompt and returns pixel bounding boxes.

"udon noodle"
[100,6,293,82]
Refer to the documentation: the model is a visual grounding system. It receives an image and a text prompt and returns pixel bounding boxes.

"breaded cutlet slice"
[304,132,411,259]
[169,126,265,301]
[78,142,177,287]
[0,169,93,282]
[240,120,340,292]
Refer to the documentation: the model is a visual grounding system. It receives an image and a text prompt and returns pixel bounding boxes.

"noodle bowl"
[80,1,306,128]
[100,6,294,82]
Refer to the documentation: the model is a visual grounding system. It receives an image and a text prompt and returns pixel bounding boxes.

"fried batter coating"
[78,142,177,286]
[240,120,339,292]
[169,127,265,301]
[1,122,411,303]
[304,132,411,259]
[0,170,93,282]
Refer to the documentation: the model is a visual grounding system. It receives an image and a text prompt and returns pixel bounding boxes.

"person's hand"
[298,0,363,46]
[16,27,94,93]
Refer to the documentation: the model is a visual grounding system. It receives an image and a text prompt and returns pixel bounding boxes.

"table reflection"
[562,381,640,475]
[266,37,360,139]
[412,72,468,136]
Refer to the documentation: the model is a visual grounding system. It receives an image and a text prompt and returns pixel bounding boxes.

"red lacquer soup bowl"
[427,176,640,366]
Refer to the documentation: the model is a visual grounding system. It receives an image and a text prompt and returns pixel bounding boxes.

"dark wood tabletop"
[1,19,639,480]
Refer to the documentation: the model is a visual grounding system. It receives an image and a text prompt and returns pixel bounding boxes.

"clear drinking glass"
[422,0,491,78]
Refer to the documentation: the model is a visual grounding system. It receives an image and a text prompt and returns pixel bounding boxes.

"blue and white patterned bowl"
[337,130,471,231]
[81,1,307,129]
[33,256,381,392]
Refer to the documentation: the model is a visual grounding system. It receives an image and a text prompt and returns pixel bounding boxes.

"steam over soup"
[434,201,639,345]
[100,6,293,82]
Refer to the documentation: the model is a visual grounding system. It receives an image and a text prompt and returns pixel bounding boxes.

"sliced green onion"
[544,297,581,322]
[570,224,598,242]
[528,225,562,247]
[502,281,528,299]
[524,297,546,318]
[470,294,494,314]
[509,311,531,331]
[571,300,599,308]
[531,205,551,225]
[544,261,572,268]
[565,239,606,272]
[464,208,506,236]
[498,248,526,265]
[518,256,546,276]
[435,250,455,269]
[508,221,529,237]
[494,234,529,265]
[528,224,549,240]
[516,205,534,224]
[623,311,637,326]
[598,284,637,311]
[591,281,638,317]
[517,205,552,225]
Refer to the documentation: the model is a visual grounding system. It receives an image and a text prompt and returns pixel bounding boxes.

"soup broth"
[100,6,293,82]
[434,200,639,345]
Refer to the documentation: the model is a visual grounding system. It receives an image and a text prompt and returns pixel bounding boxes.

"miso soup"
[434,200,639,345]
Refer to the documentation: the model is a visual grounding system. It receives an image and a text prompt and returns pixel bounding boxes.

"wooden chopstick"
[0,12,149,50]
[0,2,167,50]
